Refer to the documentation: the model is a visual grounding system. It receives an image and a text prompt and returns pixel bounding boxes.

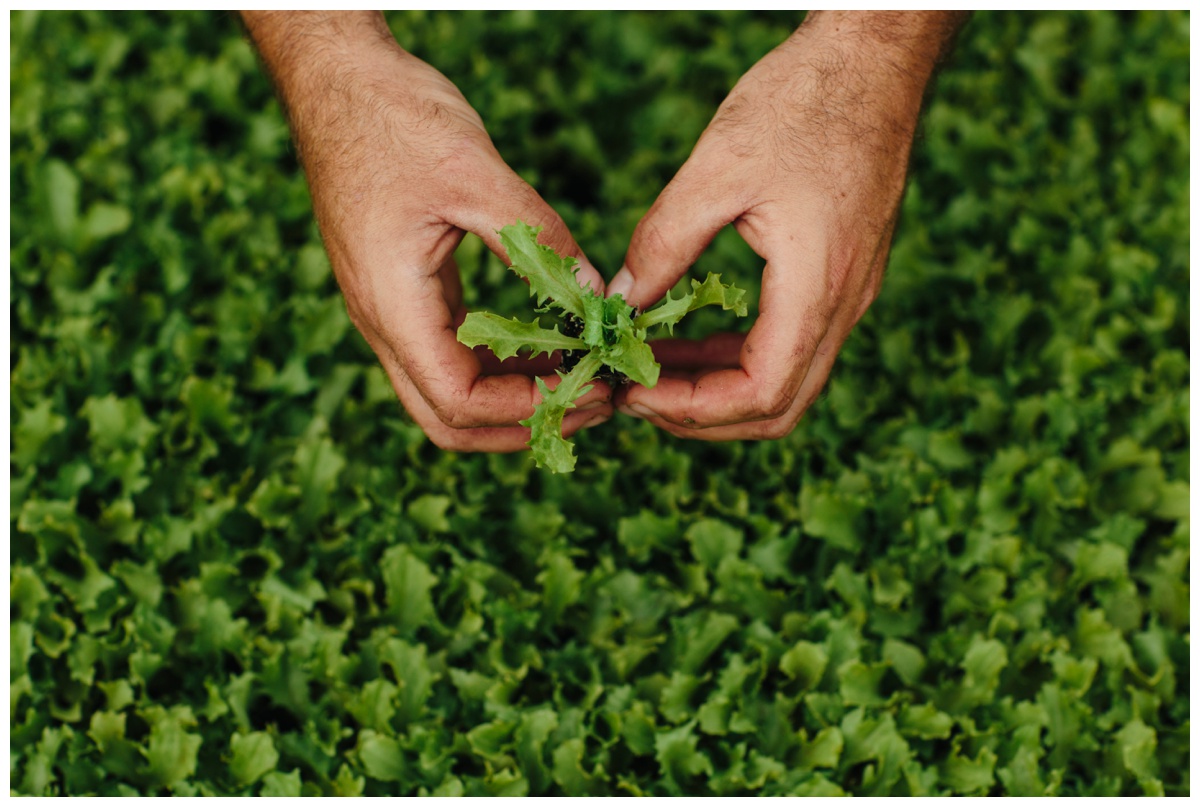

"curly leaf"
[634,273,748,334]
[457,313,585,361]
[499,221,592,319]
[522,351,604,473]
[597,301,662,389]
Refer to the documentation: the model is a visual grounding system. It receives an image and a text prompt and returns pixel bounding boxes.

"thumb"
[609,165,742,310]
[459,169,604,296]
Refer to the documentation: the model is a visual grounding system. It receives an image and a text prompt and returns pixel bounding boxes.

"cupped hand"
[245,12,611,451]
[608,12,963,440]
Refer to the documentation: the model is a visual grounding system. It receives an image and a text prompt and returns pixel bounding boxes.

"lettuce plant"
[458,222,747,472]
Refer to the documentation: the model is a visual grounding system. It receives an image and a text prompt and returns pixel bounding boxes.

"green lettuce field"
[10,10,1189,795]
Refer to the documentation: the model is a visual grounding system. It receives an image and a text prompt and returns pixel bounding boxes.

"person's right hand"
[242,12,612,451]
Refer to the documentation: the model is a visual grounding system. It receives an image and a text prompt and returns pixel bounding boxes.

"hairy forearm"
[240,12,404,133]
[240,11,394,80]
[796,11,969,94]
[715,10,967,175]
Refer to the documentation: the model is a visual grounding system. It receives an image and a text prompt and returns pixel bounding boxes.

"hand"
[242,12,611,451]
[608,11,965,440]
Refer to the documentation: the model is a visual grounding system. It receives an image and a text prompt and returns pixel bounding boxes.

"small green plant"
[458,221,747,472]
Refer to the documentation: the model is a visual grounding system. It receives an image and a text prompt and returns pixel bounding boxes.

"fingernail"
[607,266,634,300]
[577,401,606,413]
[582,414,608,430]
[624,403,659,419]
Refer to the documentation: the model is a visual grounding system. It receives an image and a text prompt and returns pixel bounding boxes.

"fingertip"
[606,266,634,301]
[575,258,607,297]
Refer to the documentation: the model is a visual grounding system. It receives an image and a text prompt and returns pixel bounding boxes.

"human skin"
[241,11,613,452]
[242,11,966,449]
[608,10,969,440]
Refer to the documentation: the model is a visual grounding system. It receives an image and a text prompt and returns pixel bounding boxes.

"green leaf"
[499,221,591,318]
[346,679,397,733]
[838,660,888,707]
[552,737,602,796]
[20,725,72,795]
[602,328,660,387]
[677,612,739,673]
[797,726,843,771]
[1114,719,1157,782]
[293,432,346,528]
[659,671,704,724]
[43,159,80,242]
[13,399,67,468]
[538,551,584,626]
[686,518,743,570]
[522,350,603,473]
[997,745,1047,796]
[515,709,558,794]
[617,510,681,562]
[780,641,828,690]
[457,313,585,360]
[380,546,438,634]
[407,494,451,534]
[141,706,202,789]
[259,769,303,797]
[593,295,659,387]
[246,476,300,529]
[960,636,1007,704]
[358,731,406,783]
[376,638,437,725]
[655,722,713,795]
[332,764,366,796]
[941,747,997,794]
[466,719,515,764]
[882,638,926,686]
[88,711,126,754]
[81,201,132,241]
[800,486,863,551]
[80,394,156,453]
[634,273,748,334]
[899,703,953,740]
[229,732,279,787]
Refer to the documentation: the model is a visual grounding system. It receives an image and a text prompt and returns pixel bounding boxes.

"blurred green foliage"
[10,10,1189,796]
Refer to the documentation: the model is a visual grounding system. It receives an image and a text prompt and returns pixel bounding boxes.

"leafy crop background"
[9,10,1189,796]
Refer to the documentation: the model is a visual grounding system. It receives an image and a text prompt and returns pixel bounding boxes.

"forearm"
[707,10,966,184]
[799,11,968,71]
[792,11,968,105]
[240,12,403,131]
[240,11,394,79]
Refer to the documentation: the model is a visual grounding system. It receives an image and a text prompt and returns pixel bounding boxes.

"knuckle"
[429,393,472,430]
[754,383,795,420]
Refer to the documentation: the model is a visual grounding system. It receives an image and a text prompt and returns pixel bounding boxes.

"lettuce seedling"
[458,221,747,473]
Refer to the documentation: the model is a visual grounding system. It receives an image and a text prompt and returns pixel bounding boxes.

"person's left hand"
[607,11,963,440]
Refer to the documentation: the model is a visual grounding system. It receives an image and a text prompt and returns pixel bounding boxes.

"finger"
[451,167,605,296]
[621,246,829,429]
[608,156,745,309]
[648,332,746,371]
[385,355,614,452]
[357,279,613,430]
[622,322,848,441]
[448,280,568,377]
